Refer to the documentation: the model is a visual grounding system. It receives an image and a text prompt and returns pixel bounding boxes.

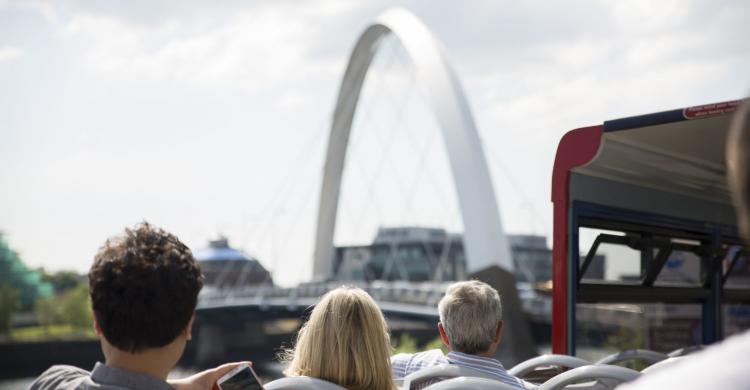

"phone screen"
[218,365,264,390]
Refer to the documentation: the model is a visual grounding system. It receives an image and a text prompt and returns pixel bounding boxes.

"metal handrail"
[509,354,591,377]
[423,377,522,390]
[596,349,667,366]
[265,376,348,390]
[538,365,641,390]
[402,364,500,390]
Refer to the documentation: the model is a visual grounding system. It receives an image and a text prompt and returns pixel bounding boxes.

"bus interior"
[551,99,749,359]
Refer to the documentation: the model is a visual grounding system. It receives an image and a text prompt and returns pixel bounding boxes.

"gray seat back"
[423,377,522,390]
[509,354,591,378]
[538,365,641,390]
[265,376,348,390]
[595,349,667,366]
[402,364,499,390]
[667,345,703,357]
[641,357,688,375]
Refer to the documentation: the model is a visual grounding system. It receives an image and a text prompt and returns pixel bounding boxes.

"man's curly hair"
[89,222,203,353]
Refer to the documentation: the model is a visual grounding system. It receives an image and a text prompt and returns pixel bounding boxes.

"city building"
[194,238,272,288]
[332,227,605,283]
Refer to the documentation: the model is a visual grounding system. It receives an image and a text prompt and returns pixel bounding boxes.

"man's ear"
[93,315,103,336]
[438,322,450,348]
[494,320,504,344]
[183,313,196,341]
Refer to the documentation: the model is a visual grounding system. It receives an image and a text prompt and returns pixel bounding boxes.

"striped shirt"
[31,363,174,390]
[391,349,530,389]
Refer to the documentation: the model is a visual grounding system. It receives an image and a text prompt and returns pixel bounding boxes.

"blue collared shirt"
[392,349,530,389]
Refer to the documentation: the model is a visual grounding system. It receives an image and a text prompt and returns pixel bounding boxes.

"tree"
[40,270,84,295]
[34,295,62,330]
[0,234,53,310]
[61,284,92,330]
[0,284,20,335]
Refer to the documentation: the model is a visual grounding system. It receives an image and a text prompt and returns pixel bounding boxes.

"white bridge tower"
[313,8,513,281]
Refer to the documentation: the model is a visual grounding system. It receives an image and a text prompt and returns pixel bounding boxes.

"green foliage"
[605,326,648,371]
[41,270,84,295]
[423,336,448,354]
[0,284,20,334]
[605,326,643,351]
[61,284,92,329]
[0,234,53,310]
[11,324,96,341]
[34,295,62,328]
[392,333,418,354]
[35,282,93,331]
[392,333,447,355]
[0,233,90,338]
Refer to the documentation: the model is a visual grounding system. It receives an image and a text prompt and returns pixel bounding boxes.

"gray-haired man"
[391,280,529,389]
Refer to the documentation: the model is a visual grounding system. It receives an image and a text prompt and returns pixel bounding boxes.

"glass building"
[331,227,602,283]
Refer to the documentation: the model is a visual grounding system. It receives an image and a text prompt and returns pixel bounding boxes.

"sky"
[1,0,749,286]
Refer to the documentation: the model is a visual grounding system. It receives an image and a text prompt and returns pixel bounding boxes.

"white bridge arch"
[313,8,512,281]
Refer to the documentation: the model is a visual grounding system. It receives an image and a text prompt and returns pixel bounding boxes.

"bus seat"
[401,364,500,390]
[509,354,591,378]
[538,365,641,390]
[667,345,703,357]
[641,357,688,375]
[422,377,523,390]
[264,376,348,390]
[595,349,667,366]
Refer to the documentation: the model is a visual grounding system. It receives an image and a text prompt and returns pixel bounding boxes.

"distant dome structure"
[194,237,272,288]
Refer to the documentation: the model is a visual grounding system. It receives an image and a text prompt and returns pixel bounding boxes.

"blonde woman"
[281,286,396,390]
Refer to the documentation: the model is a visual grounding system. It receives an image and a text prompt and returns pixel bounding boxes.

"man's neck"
[449,348,496,359]
[105,351,173,380]
[101,340,181,381]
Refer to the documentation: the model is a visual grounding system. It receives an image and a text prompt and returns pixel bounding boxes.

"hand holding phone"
[217,363,264,390]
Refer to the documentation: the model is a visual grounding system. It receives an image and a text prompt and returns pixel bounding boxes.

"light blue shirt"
[392,349,529,389]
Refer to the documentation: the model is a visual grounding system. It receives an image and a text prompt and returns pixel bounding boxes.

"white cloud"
[0,0,57,22]
[0,46,22,62]
[2,0,749,285]
[60,3,347,92]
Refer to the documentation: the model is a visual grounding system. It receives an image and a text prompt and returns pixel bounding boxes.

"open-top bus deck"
[551,99,749,358]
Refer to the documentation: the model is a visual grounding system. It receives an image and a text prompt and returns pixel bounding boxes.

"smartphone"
[217,363,264,390]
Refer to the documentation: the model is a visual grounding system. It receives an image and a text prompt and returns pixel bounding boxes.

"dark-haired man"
[31,223,244,390]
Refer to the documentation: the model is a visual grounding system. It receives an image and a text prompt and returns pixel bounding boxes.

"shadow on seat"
[538,365,641,390]
[595,349,667,367]
[264,376,348,390]
[401,364,500,390]
[508,354,591,382]
[422,377,523,390]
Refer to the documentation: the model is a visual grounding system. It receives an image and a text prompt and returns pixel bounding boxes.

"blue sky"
[1,0,749,286]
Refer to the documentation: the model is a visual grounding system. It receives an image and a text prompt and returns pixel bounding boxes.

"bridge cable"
[345,39,463,282]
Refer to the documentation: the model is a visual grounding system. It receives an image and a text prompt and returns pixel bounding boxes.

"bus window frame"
[551,99,746,356]
[566,201,750,356]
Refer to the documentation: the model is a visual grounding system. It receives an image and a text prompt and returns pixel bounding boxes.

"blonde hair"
[282,286,396,390]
